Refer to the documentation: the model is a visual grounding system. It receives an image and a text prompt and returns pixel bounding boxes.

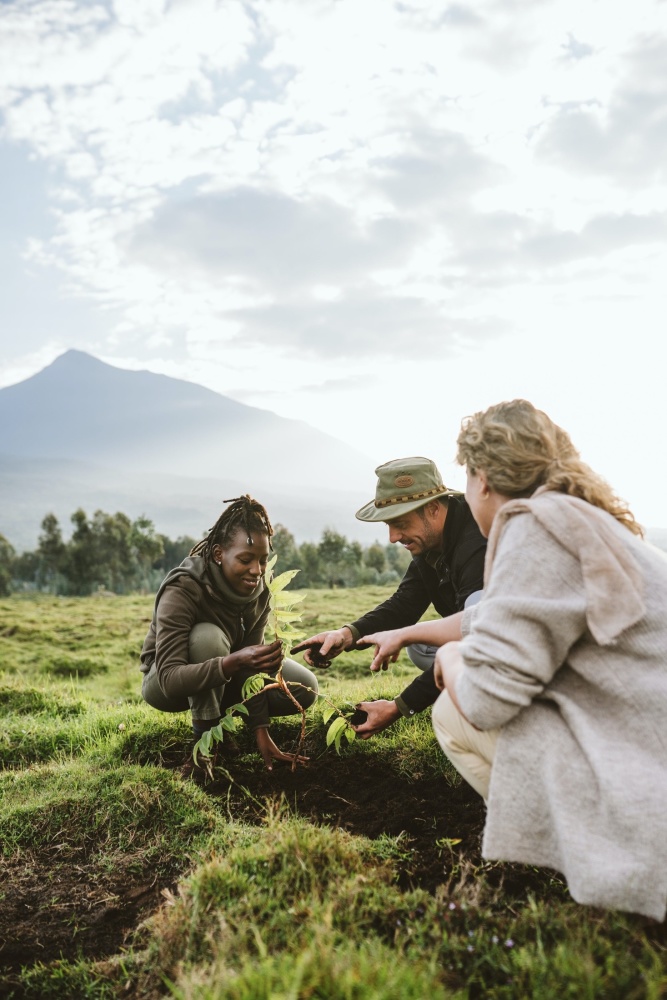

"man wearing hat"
[293,457,487,739]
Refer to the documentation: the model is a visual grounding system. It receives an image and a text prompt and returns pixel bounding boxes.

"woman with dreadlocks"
[140,495,318,771]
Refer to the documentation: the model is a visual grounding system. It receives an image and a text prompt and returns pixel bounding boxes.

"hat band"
[375,485,447,509]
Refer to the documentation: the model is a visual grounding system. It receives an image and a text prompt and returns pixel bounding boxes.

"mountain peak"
[47,349,121,373]
[0,349,371,493]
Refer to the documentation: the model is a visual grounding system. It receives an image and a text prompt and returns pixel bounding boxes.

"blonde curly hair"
[456,399,643,537]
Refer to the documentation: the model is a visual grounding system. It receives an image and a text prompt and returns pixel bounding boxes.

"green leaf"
[192,736,205,764]
[326,716,347,747]
[272,591,306,608]
[242,674,266,699]
[344,727,356,744]
[274,610,303,622]
[221,716,237,732]
[265,554,278,576]
[276,626,305,642]
[269,569,300,593]
[231,703,249,716]
[321,706,337,724]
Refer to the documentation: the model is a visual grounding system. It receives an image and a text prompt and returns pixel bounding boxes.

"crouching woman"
[140,495,318,771]
[432,399,667,920]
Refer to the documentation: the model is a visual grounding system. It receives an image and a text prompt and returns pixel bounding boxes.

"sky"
[1,0,667,530]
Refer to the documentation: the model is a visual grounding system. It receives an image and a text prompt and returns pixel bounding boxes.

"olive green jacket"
[140,556,270,700]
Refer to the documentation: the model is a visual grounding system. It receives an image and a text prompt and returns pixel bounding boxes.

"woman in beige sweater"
[360,400,667,918]
[434,399,667,920]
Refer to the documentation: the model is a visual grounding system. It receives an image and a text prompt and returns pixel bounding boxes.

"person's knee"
[188,622,231,662]
[464,589,483,609]
[407,643,437,671]
[431,691,460,750]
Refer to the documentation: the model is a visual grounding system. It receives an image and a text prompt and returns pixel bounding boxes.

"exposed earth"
[3,742,666,996]
[0,741,486,990]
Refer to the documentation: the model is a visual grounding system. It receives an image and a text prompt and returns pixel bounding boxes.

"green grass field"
[1,589,665,999]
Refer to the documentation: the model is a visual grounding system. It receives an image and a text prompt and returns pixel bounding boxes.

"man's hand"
[254,727,309,771]
[358,628,408,672]
[291,627,354,667]
[221,640,283,680]
[352,699,402,740]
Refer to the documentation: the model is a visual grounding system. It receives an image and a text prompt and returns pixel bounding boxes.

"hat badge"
[394,475,414,488]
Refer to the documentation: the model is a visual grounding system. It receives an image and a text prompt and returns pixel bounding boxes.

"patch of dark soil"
[195,743,584,904]
[0,848,179,981]
[201,750,487,895]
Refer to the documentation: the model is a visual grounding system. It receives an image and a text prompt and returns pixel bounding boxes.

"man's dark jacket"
[347,495,487,715]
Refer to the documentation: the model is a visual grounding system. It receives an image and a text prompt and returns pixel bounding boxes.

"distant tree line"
[0,510,410,597]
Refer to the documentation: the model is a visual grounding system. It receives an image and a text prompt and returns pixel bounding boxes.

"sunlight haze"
[1,0,666,529]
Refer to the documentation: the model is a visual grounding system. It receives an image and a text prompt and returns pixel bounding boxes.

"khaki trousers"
[431,690,499,801]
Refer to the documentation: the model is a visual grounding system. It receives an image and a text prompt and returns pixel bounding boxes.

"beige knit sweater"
[455,491,667,920]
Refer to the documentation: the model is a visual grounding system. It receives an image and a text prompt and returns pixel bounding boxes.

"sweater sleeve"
[456,513,588,731]
[154,577,228,699]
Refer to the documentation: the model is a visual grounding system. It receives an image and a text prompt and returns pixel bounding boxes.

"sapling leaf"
[193,730,214,763]
[242,674,266,699]
[221,716,237,732]
[227,703,249,716]
[344,727,356,744]
[272,591,306,608]
[269,569,300,593]
[321,706,337,724]
[274,611,303,622]
[276,626,306,642]
[326,716,347,747]
[265,554,278,577]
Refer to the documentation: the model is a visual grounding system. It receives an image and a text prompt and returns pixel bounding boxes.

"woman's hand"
[434,641,462,691]
[358,629,408,672]
[254,727,309,771]
[221,640,283,679]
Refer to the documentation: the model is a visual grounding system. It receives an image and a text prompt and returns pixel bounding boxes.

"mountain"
[0,351,379,551]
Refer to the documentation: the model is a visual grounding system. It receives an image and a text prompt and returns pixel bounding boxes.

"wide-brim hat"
[355,456,462,523]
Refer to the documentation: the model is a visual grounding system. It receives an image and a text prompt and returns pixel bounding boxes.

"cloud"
[226,291,505,358]
[560,33,595,60]
[448,208,667,275]
[536,33,667,182]
[371,127,503,209]
[1,0,666,378]
[129,187,421,288]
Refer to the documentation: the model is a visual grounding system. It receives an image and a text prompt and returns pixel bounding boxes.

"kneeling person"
[140,495,318,771]
[294,458,486,738]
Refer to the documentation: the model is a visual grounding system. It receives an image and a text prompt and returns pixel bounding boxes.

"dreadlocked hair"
[189,495,274,563]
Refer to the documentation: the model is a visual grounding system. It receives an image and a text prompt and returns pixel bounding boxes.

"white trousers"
[431,690,499,801]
